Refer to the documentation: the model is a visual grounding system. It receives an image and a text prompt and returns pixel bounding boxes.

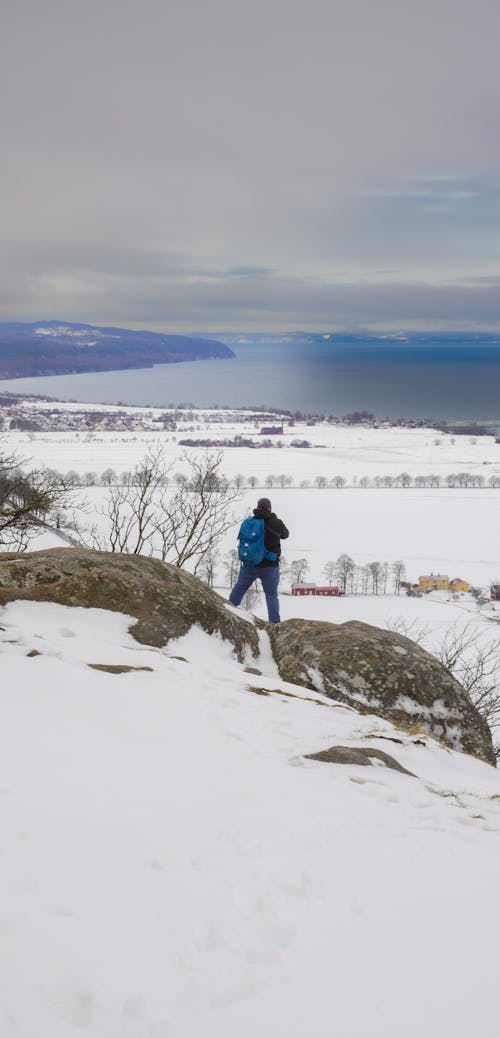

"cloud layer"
[2,0,500,331]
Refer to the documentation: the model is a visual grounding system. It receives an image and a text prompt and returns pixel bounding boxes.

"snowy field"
[1,600,500,1038]
[3,409,500,483]
[220,487,500,587]
[5,402,500,640]
[4,401,500,660]
[3,404,499,588]
[2,404,500,1037]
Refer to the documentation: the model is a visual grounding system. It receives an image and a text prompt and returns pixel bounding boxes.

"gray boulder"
[0,548,259,661]
[269,618,495,766]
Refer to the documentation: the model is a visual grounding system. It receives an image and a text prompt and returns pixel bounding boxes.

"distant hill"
[0,321,235,378]
[210,330,500,345]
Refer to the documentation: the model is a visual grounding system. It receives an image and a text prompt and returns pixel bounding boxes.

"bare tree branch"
[88,449,241,571]
[0,445,75,551]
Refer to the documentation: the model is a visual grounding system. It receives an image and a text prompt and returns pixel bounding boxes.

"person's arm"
[274,518,289,540]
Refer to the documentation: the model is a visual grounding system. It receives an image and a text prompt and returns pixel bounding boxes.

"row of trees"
[213,472,500,490]
[53,468,500,490]
[286,555,407,595]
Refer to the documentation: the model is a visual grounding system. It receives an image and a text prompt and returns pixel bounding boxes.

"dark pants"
[229,565,281,623]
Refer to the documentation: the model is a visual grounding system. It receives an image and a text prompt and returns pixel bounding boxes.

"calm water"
[0,341,499,421]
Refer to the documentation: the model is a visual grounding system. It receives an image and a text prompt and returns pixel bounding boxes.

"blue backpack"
[237,516,277,567]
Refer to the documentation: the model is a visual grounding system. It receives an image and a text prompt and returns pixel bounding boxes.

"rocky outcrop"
[0,548,259,661]
[269,619,495,766]
[0,549,494,766]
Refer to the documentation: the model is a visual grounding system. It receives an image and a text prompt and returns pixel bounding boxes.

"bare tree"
[289,558,310,585]
[161,453,240,572]
[323,560,336,586]
[247,475,258,489]
[88,449,241,571]
[224,548,240,586]
[331,475,346,488]
[368,560,382,594]
[386,617,432,646]
[314,475,327,488]
[335,553,355,594]
[198,549,218,588]
[359,564,370,595]
[391,560,406,595]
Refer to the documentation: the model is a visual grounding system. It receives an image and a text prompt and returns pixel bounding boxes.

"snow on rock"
[1,599,500,1038]
[0,548,260,661]
[269,617,496,765]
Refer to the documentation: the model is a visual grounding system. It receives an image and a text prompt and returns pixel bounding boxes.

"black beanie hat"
[257,497,272,511]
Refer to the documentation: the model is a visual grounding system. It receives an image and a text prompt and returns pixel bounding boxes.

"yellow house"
[449,577,470,593]
[418,574,449,591]
[418,574,470,593]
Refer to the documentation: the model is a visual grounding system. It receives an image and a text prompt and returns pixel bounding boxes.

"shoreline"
[1,388,498,436]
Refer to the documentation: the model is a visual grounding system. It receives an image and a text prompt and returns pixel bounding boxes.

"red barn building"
[292,584,342,597]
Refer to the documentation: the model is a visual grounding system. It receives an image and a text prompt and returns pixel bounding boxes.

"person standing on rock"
[229,498,289,623]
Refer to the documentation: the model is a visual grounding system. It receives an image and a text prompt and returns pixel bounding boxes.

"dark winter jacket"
[252,506,289,567]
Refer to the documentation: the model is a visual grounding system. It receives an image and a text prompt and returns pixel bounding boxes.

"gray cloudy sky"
[2,0,500,331]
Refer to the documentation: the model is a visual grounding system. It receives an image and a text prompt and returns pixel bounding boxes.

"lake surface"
[1,340,499,421]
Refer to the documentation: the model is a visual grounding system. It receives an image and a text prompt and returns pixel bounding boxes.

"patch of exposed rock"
[87,664,154,674]
[269,619,495,766]
[0,548,259,661]
[304,745,416,776]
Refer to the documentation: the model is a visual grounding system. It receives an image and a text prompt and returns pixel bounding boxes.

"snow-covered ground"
[2,405,500,1036]
[1,599,500,1038]
[250,586,500,640]
[3,411,500,483]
